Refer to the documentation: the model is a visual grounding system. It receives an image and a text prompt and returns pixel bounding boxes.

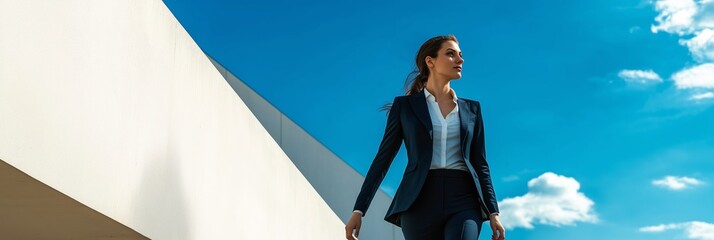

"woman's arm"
[352,96,404,216]
[471,101,499,214]
[471,101,505,240]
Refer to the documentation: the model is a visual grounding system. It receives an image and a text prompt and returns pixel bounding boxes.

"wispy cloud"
[618,69,664,84]
[640,221,714,240]
[652,175,703,190]
[498,172,598,229]
[640,223,682,232]
[691,92,714,100]
[502,175,520,182]
[629,26,642,33]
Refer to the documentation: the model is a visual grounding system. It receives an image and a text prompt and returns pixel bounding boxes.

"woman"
[344,35,505,240]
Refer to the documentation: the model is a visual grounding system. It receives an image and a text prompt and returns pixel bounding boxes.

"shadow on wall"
[132,144,191,240]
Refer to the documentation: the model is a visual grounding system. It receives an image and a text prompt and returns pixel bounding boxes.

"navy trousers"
[399,169,484,240]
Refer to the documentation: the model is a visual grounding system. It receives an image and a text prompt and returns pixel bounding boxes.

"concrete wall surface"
[210,57,405,240]
[0,0,344,239]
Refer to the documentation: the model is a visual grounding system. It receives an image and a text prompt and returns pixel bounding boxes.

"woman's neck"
[425,76,453,102]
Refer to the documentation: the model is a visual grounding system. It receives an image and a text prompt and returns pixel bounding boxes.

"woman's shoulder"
[458,98,483,113]
[459,97,481,105]
[390,95,409,103]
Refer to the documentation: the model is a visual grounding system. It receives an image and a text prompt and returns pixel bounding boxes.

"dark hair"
[380,35,459,113]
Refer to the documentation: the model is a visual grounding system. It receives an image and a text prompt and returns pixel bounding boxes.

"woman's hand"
[344,212,362,240]
[490,214,506,240]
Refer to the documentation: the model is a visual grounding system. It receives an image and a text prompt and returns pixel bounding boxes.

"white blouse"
[423,88,469,172]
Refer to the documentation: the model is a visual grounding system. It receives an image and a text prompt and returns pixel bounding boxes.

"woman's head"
[405,35,462,95]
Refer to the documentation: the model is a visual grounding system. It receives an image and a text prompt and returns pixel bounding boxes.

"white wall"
[210,57,405,240]
[0,0,344,239]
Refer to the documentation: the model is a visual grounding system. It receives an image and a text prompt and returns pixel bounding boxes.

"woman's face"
[427,40,464,80]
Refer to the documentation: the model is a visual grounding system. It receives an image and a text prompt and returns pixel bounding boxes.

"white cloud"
[652,0,714,62]
[652,0,714,34]
[498,172,598,229]
[652,175,703,190]
[618,69,664,84]
[640,223,681,232]
[640,221,714,240]
[651,0,700,35]
[672,63,714,89]
[649,0,714,104]
[679,28,714,62]
[691,92,714,100]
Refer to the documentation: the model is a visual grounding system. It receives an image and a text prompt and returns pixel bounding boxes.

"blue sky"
[165,0,714,239]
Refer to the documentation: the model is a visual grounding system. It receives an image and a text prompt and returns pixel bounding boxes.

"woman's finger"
[345,225,354,240]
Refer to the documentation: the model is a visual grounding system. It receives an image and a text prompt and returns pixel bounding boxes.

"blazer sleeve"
[471,101,500,214]
[352,97,404,217]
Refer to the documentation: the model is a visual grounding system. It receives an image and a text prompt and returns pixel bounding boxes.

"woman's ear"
[425,56,433,68]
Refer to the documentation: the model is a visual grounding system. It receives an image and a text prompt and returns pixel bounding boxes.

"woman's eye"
[447,52,454,56]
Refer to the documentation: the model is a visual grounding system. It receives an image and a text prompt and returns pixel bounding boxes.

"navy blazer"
[353,89,499,227]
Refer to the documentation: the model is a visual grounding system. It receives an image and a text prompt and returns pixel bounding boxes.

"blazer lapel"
[409,89,433,139]
[458,98,475,154]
